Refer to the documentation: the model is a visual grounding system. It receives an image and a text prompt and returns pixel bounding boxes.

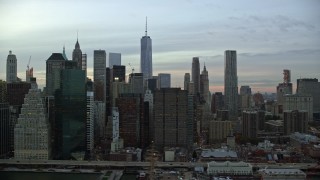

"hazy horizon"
[1,0,319,93]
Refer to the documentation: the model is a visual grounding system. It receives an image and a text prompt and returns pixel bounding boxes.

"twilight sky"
[1,0,319,93]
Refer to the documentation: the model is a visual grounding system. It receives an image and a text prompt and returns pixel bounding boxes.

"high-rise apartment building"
[224,50,238,119]
[239,86,252,110]
[209,121,232,143]
[283,94,313,121]
[46,53,66,96]
[94,50,106,102]
[108,53,121,68]
[154,88,191,149]
[242,110,265,138]
[283,110,308,135]
[14,88,49,160]
[140,19,152,81]
[297,78,320,114]
[116,94,145,148]
[6,51,17,83]
[72,39,82,69]
[158,73,171,88]
[192,57,200,94]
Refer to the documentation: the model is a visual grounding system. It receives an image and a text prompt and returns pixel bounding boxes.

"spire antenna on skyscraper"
[145,16,148,36]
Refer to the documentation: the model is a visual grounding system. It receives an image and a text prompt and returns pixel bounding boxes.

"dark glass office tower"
[55,69,86,159]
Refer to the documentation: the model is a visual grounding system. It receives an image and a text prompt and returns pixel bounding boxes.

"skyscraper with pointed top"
[140,17,152,82]
[6,51,17,83]
[200,63,210,105]
[72,35,82,69]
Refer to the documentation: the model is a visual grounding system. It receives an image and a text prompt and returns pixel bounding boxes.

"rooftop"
[201,149,237,158]
[47,53,66,61]
[259,168,305,175]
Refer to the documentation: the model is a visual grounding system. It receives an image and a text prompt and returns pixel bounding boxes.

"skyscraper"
[116,94,145,147]
[283,110,308,135]
[6,51,17,83]
[154,88,190,149]
[140,18,152,81]
[14,87,50,160]
[200,64,209,105]
[46,53,66,96]
[93,50,106,102]
[192,57,200,94]
[184,73,190,91]
[297,78,320,114]
[108,53,121,68]
[224,50,238,119]
[158,73,171,88]
[72,38,82,69]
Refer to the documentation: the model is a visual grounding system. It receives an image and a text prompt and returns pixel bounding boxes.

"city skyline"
[1,0,320,93]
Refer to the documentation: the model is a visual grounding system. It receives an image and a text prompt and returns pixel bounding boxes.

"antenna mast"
[145,16,148,36]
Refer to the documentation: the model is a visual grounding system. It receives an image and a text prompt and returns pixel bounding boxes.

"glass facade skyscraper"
[55,69,86,159]
[140,19,152,81]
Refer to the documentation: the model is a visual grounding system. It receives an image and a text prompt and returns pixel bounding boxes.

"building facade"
[46,53,66,96]
[283,94,313,121]
[86,91,94,153]
[192,57,200,94]
[116,94,145,148]
[242,111,265,138]
[14,88,49,160]
[93,50,106,102]
[209,121,232,143]
[224,50,238,119]
[158,73,171,88]
[297,78,320,114]
[284,110,308,135]
[54,69,86,159]
[154,88,190,149]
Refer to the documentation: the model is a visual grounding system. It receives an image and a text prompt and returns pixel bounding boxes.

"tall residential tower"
[224,50,238,119]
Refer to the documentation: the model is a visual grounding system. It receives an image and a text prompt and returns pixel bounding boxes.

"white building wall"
[86,92,94,151]
[14,88,49,160]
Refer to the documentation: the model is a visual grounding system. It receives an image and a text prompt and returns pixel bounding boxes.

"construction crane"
[128,63,135,74]
[27,56,31,71]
